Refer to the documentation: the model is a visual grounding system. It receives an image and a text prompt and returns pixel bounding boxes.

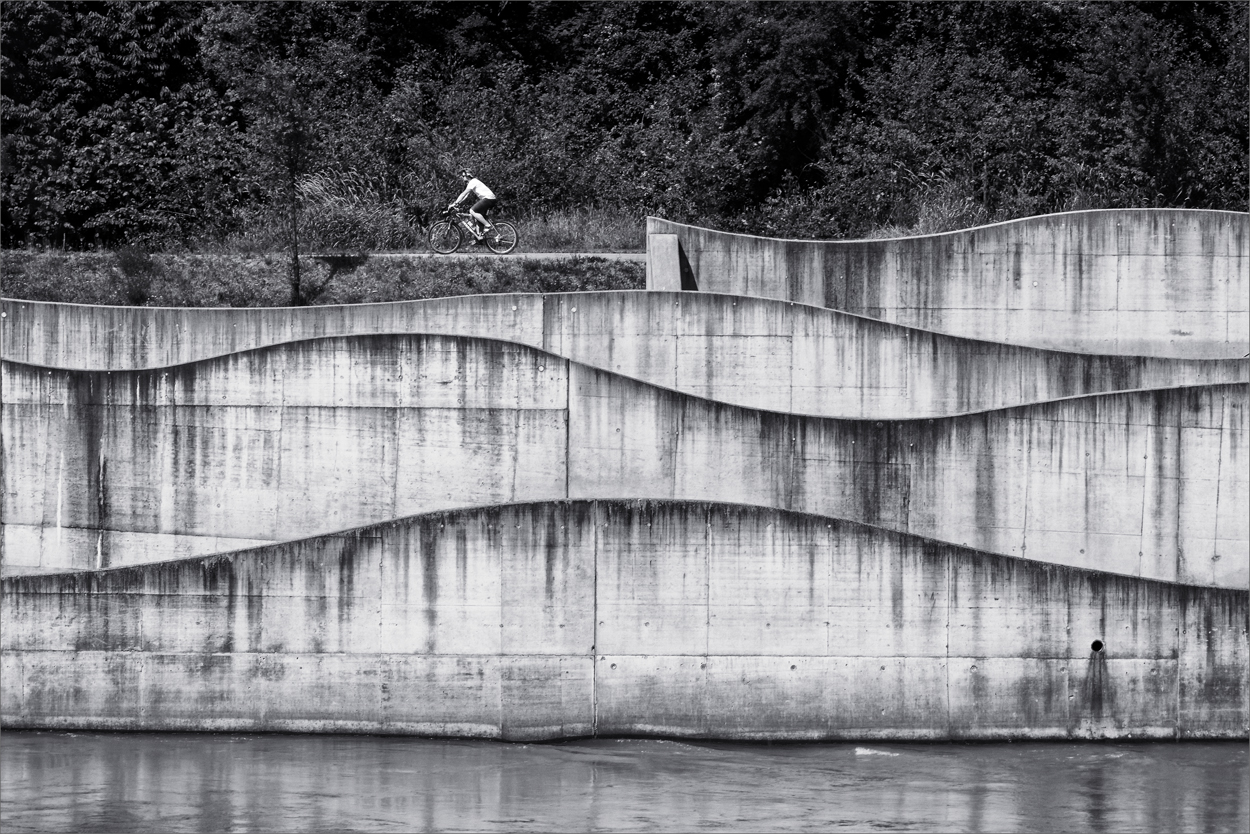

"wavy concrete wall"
[647,210,1250,358]
[3,501,1245,740]
[3,209,1243,740]
[4,335,1245,587]
[3,295,1243,420]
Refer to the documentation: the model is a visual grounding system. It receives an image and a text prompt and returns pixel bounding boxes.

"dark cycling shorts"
[471,197,497,215]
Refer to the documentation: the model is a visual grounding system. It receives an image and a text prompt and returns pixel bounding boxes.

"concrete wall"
[5,335,1246,587]
[3,501,1244,740]
[4,295,1243,420]
[3,208,1242,740]
[0,294,545,371]
[646,210,1250,358]
[539,293,1246,419]
[2,336,570,573]
[569,366,1248,589]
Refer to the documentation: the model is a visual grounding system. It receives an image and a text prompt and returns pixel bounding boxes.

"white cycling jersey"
[457,178,496,202]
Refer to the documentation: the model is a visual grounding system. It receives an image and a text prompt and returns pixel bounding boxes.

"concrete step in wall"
[3,500,1245,740]
[6,294,1243,420]
[4,334,1246,586]
[647,209,1250,358]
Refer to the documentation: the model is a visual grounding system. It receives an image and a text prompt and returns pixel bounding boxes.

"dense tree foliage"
[2,0,1246,250]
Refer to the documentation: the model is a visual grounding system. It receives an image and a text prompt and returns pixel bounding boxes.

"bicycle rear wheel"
[429,220,461,254]
[485,221,518,255]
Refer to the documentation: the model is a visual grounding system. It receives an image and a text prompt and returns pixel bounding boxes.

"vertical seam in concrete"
[1174,404,1184,584]
[565,359,571,501]
[672,300,681,405]
[387,349,399,698]
[787,310,797,415]
[1175,594,1183,739]
[705,504,711,660]
[592,501,599,737]
[945,547,952,739]
[1209,390,1227,587]
[1136,420,1149,580]
[1113,222,1123,354]
[1170,602,1180,740]
[825,516,832,659]
[1020,420,1032,587]
[510,399,521,501]
[499,505,505,734]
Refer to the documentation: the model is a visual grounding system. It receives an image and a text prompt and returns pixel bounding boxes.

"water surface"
[1,732,1245,833]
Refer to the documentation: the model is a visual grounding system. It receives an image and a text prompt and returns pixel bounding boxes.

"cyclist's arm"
[449,186,472,208]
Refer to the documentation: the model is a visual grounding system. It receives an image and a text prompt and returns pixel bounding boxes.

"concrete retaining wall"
[3,208,1242,740]
[646,210,1250,358]
[3,501,1244,740]
[5,335,1245,587]
[4,295,1243,420]
[570,366,1248,589]
[2,336,570,572]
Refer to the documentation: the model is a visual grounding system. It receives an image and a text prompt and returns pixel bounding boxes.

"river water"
[1,732,1245,833]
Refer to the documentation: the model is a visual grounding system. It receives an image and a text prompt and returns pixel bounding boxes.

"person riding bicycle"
[448,169,498,243]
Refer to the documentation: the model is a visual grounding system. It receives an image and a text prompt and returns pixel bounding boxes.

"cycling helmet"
[459,168,474,179]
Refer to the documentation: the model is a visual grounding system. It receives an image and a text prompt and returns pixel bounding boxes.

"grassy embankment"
[1,209,646,308]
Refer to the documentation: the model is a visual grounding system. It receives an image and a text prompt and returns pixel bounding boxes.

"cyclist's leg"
[470,198,497,234]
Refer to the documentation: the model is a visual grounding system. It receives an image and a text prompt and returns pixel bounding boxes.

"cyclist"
[448,168,498,243]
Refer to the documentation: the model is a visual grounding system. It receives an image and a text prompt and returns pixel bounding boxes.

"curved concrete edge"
[4,294,1245,420]
[3,333,1246,586]
[647,210,1250,358]
[571,366,1249,589]
[652,207,1248,245]
[3,500,1245,740]
[0,293,546,371]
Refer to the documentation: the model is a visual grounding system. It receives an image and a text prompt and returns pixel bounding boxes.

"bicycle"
[428,206,518,255]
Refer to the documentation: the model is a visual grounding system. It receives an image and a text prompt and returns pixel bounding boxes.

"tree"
[200,2,377,302]
[0,1,242,248]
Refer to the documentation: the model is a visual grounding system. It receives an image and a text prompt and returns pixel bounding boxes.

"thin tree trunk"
[288,139,302,305]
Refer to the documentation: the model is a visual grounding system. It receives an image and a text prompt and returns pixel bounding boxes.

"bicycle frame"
[447,206,488,235]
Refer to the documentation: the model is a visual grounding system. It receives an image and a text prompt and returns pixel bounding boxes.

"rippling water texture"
[1,732,1245,833]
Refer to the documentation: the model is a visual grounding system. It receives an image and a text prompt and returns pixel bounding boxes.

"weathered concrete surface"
[539,293,1245,419]
[1,294,546,372]
[2,336,570,574]
[3,295,1243,419]
[4,335,1245,586]
[646,235,683,291]
[2,501,1245,739]
[647,210,1250,358]
[569,366,1248,589]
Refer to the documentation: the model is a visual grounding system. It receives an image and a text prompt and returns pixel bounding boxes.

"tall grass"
[512,208,645,253]
[296,169,422,252]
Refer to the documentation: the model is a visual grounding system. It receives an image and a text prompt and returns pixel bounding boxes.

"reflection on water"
[1,732,1245,833]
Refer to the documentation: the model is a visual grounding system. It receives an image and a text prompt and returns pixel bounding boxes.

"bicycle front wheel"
[485,221,518,255]
[429,220,462,254]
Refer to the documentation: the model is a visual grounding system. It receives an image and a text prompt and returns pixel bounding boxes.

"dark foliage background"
[3,0,1246,252]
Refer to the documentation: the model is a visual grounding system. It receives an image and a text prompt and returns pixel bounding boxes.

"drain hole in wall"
[1091,639,1105,653]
